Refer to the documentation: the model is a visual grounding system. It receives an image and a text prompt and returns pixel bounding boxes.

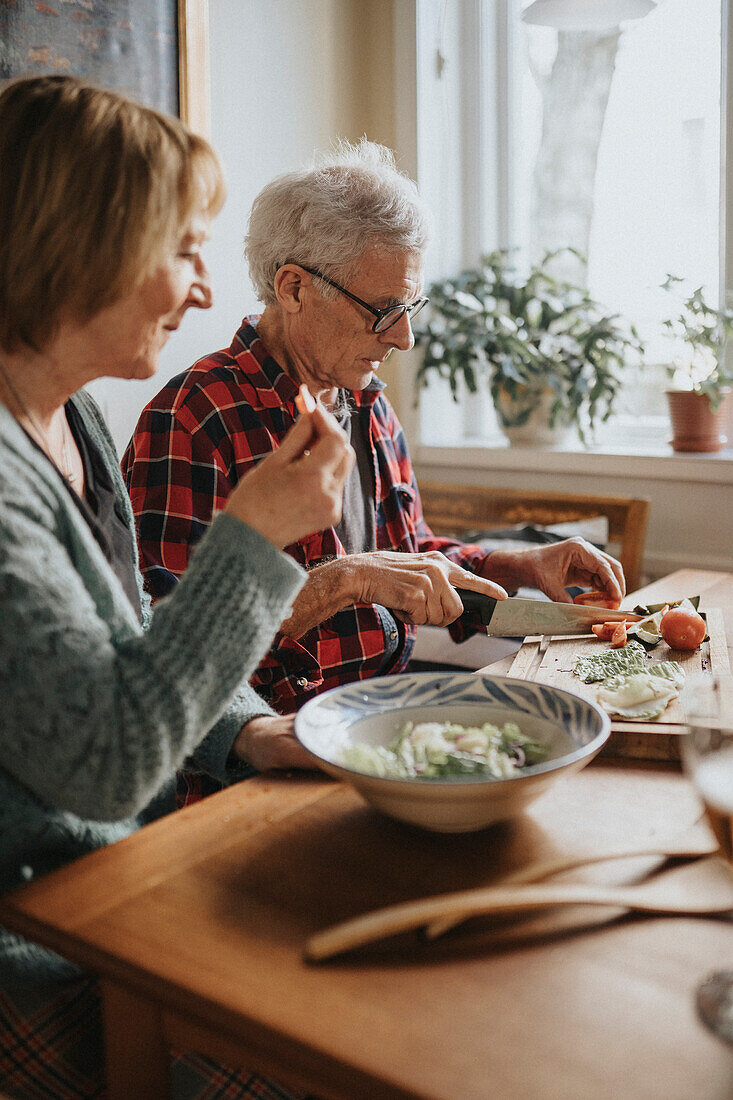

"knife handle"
[455,587,498,626]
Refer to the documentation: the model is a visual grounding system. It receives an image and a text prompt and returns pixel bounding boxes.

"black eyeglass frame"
[297,264,428,334]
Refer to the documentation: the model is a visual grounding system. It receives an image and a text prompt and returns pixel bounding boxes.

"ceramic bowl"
[295,672,610,833]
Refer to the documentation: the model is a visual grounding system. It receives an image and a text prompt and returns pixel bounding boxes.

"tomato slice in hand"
[660,607,706,651]
[573,590,621,610]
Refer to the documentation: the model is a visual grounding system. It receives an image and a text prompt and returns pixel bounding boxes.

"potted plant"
[661,275,733,453]
[413,249,644,446]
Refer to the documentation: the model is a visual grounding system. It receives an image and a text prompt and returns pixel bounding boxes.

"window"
[414,0,726,448]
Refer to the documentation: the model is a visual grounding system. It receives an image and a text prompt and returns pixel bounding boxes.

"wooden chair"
[418,482,650,592]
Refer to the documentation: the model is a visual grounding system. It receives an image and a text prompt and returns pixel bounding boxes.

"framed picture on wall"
[0,0,210,134]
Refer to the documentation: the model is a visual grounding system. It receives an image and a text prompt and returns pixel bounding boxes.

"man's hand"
[481,537,626,605]
[231,715,318,772]
[280,550,507,637]
[351,550,507,626]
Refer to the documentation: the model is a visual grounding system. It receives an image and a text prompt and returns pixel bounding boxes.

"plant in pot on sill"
[413,248,644,447]
[661,275,733,453]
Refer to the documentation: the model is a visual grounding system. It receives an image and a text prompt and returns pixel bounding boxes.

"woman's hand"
[482,537,626,605]
[225,403,354,548]
[231,714,318,772]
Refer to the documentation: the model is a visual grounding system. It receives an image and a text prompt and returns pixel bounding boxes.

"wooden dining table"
[3,568,733,1099]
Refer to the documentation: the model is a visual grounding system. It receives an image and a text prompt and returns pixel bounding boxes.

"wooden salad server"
[305,855,732,962]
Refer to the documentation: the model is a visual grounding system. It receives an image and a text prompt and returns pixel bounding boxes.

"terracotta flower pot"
[666,389,731,453]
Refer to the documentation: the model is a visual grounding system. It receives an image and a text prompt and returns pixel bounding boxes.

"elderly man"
[123,139,624,793]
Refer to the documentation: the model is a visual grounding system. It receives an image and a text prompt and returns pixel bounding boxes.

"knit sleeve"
[0,478,304,821]
[78,390,277,783]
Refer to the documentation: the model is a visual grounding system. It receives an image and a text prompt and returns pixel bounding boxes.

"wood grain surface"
[3,569,733,1099]
[3,765,733,1099]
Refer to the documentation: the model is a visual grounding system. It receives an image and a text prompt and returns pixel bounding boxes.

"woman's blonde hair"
[0,75,225,352]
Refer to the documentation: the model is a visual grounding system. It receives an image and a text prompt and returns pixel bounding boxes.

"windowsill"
[415,438,733,484]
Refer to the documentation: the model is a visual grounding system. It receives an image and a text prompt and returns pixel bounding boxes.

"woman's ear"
[273,265,307,315]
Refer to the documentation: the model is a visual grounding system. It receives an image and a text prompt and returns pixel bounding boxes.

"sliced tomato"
[573,590,621,610]
[592,623,618,641]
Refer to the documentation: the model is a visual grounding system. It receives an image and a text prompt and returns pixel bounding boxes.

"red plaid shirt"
[122,318,487,713]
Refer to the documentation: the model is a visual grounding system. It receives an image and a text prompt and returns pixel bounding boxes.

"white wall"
[90,0,394,453]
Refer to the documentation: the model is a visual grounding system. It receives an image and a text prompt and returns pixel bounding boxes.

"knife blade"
[455,588,641,637]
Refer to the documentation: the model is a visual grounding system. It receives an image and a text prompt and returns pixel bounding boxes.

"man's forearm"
[278,558,357,639]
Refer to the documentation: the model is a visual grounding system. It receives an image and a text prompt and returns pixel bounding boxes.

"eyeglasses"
[297,264,429,334]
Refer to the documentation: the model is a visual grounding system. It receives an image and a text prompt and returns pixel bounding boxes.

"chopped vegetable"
[573,639,648,683]
[609,661,685,690]
[340,720,549,780]
[597,669,684,720]
[592,621,628,641]
[625,607,667,647]
[573,590,621,609]
[610,622,628,648]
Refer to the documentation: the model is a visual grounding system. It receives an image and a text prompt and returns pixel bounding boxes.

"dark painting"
[0,0,179,115]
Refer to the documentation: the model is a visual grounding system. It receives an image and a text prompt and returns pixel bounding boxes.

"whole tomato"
[660,607,706,651]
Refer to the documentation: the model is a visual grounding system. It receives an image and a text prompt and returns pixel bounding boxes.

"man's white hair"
[244,137,433,305]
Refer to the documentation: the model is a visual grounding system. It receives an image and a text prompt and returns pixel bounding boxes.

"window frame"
[402,0,733,459]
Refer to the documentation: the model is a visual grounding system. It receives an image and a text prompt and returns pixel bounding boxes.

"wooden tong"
[305,823,722,961]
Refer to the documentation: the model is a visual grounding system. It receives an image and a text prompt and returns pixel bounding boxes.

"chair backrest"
[418,481,650,593]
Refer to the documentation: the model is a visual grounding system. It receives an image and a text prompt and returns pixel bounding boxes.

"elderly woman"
[0,76,353,1099]
[124,139,626,802]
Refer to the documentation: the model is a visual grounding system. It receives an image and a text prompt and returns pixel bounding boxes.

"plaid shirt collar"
[230,316,387,412]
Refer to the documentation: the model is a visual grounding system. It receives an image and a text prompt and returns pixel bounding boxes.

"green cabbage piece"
[600,663,685,696]
[573,639,648,683]
[645,661,685,687]
[596,669,684,720]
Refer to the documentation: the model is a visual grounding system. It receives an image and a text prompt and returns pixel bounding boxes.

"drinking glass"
[681,672,733,1043]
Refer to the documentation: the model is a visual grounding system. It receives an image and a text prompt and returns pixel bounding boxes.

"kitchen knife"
[455,588,641,637]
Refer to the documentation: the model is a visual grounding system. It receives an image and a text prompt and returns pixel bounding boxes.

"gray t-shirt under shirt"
[333,399,376,554]
[333,396,402,670]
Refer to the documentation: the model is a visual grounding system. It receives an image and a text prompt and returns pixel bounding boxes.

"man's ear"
[273,265,307,315]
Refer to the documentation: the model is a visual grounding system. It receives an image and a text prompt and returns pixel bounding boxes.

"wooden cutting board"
[506,607,730,762]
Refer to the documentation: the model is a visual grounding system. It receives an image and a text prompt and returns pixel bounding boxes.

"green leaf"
[415,247,644,434]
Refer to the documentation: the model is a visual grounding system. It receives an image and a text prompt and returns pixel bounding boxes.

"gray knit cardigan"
[0,391,305,989]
